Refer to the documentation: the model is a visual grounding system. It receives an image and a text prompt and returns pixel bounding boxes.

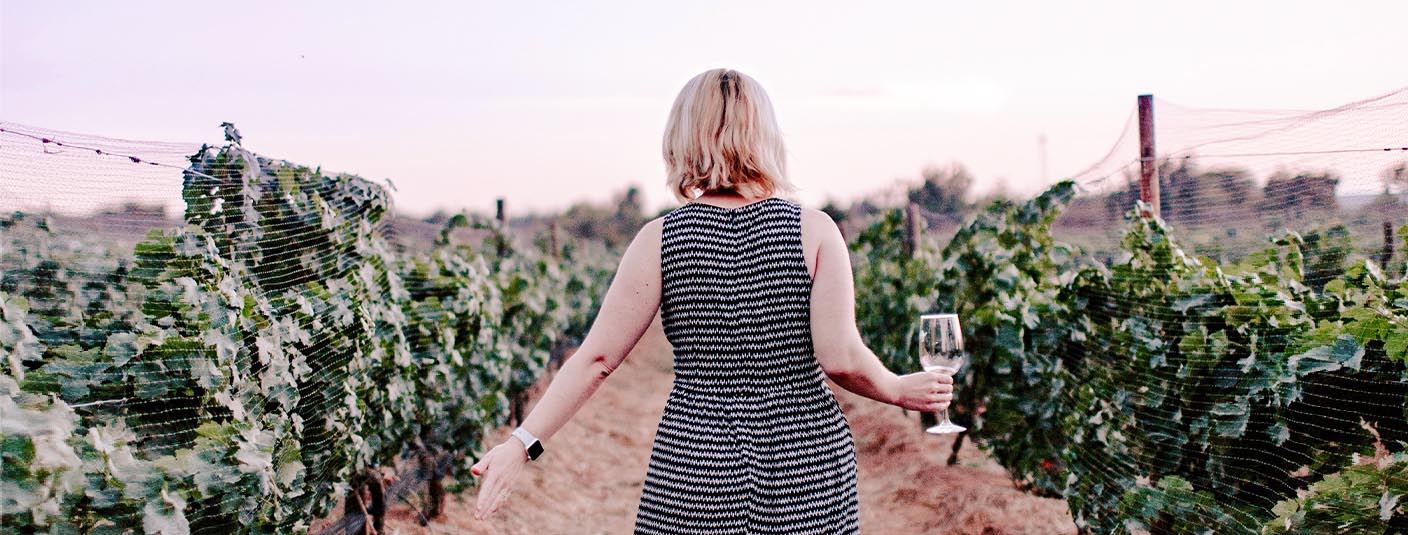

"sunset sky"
[3,1,1405,216]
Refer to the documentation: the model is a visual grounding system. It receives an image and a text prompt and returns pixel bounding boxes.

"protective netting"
[1028,88,1408,532]
[0,122,612,533]
[841,87,1406,534]
[1059,86,1408,268]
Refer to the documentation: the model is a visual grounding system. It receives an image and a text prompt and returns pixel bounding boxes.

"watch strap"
[511,427,543,461]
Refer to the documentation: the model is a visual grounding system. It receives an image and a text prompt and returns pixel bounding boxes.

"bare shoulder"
[637,216,665,241]
[623,217,665,259]
[799,207,832,228]
[799,207,843,243]
[612,217,664,285]
[798,208,842,279]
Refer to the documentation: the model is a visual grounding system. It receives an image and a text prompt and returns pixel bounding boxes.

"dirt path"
[381,317,1076,534]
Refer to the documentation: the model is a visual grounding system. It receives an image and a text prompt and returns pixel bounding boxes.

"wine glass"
[918,313,965,434]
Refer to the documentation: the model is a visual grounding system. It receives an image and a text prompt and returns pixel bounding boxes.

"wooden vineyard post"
[903,203,921,259]
[500,197,525,424]
[495,197,507,257]
[1382,220,1397,274]
[549,220,560,258]
[343,468,385,535]
[1139,94,1160,217]
[419,448,446,520]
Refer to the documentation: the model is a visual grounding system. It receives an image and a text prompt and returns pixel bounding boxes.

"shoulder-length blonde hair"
[663,68,794,202]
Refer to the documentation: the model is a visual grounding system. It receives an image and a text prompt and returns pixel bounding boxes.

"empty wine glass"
[918,313,965,434]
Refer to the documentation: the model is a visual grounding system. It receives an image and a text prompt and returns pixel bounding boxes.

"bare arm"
[805,209,951,411]
[512,217,662,442]
[470,217,663,518]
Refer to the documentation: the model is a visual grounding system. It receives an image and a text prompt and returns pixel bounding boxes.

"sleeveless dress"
[634,197,861,534]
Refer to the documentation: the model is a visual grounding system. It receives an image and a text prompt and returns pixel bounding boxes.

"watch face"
[527,441,544,460]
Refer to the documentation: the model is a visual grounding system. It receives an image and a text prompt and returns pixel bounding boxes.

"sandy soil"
[374,316,1077,534]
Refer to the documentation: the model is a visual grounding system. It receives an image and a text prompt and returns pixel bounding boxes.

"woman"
[470,68,953,533]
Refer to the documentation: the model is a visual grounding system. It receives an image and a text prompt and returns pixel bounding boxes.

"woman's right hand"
[893,371,953,412]
[469,440,529,519]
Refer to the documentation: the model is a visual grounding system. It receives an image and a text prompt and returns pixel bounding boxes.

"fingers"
[471,454,489,516]
[912,400,950,412]
[475,471,497,519]
[474,446,501,519]
[474,445,523,520]
[903,396,954,412]
[477,477,515,518]
[898,372,958,412]
[919,392,953,412]
[489,486,512,515]
[923,373,952,394]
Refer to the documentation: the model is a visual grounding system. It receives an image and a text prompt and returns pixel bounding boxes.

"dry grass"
[372,316,1076,534]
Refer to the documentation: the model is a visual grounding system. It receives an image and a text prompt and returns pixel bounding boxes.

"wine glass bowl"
[918,313,966,434]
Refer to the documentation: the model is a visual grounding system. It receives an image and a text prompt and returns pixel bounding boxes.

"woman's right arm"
[806,210,951,412]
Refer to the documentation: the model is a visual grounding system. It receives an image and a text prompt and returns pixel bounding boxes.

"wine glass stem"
[938,408,953,426]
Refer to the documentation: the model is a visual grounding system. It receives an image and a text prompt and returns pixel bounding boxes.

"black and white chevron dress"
[634,197,861,534]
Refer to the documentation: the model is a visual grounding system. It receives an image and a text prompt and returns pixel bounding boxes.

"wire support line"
[1170,145,1408,159]
[0,124,399,194]
[0,125,224,182]
[1155,84,1408,128]
[69,397,132,408]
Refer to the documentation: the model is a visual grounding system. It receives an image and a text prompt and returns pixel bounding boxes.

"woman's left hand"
[469,439,529,519]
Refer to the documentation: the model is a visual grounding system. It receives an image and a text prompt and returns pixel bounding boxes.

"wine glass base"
[925,423,967,434]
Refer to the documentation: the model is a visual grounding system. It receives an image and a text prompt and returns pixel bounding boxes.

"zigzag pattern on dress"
[635,197,861,535]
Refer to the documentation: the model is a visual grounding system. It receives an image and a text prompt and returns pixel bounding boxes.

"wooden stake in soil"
[420,448,446,520]
[495,197,508,257]
[344,468,385,535]
[550,220,560,258]
[1382,220,1397,273]
[903,203,921,259]
[1138,94,1160,218]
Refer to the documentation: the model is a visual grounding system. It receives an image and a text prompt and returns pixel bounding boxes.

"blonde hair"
[663,68,794,202]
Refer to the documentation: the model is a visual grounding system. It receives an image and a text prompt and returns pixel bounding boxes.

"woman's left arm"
[470,217,663,519]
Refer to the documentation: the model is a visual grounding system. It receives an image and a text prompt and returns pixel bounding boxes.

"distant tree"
[99,201,167,218]
[907,163,974,217]
[1154,159,1257,225]
[1357,176,1406,229]
[1158,159,1199,223]
[1204,167,1256,207]
[561,203,611,245]
[851,199,881,220]
[559,185,648,249]
[1259,171,1339,221]
[819,200,848,224]
[1382,161,1408,196]
[422,209,451,225]
[1105,177,1140,221]
[1099,159,1256,226]
[613,186,645,231]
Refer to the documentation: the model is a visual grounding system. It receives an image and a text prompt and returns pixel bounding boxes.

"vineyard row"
[2,142,615,534]
[852,181,1408,534]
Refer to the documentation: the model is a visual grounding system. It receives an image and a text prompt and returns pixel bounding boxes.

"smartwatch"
[511,426,544,461]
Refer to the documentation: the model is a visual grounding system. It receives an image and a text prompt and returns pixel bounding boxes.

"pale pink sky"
[3,1,1405,216]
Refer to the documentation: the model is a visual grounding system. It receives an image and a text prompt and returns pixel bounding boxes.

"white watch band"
[511,426,538,447]
[511,427,541,460]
